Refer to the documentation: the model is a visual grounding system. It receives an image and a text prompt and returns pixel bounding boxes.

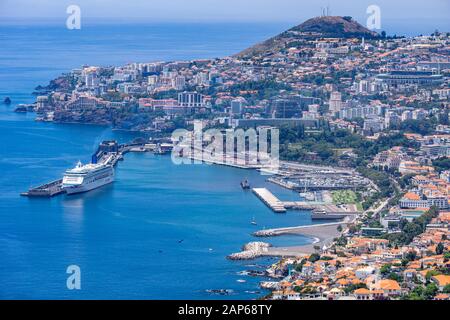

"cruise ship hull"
[64,175,114,195]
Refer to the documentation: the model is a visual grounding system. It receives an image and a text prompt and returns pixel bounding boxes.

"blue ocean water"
[0,22,317,299]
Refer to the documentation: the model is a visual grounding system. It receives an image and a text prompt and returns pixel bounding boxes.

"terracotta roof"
[433,275,450,286]
[280,281,292,288]
[376,279,401,291]
[294,280,305,286]
[354,288,370,295]
[403,192,421,201]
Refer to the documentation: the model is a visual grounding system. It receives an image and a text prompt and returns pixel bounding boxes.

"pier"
[252,188,287,213]
[251,187,361,217]
[21,179,65,197]
[283,201,318,210]
[283,202,361,219]
[21,140,141,198]
[253,221,348,237]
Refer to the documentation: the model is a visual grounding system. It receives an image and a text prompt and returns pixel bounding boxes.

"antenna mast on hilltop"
[321,6,331,16]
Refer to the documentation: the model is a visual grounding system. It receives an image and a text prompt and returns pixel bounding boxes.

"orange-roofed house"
[399,192,427,209]
[399,160,435,175]
[284,289,301,301]
[412,175,429,186]
[326,288,344,300]
[301,261,315,277]
[336,278,349,288]
[347,238,389,254]
[435,293,450,300]
[279,281,292,289]
[272,289,301,301]
[404,133,423,140]
[404,192,421,201]
[374,279,401,297]
[293,279,304,287]
[431,275,450,291]
[437,211,450,223]
[354,288,371,300]
[407,261,421,269]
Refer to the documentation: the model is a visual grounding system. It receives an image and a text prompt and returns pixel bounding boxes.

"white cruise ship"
[62,161,114,195]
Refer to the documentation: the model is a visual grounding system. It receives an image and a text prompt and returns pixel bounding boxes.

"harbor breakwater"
[227,242,272,260]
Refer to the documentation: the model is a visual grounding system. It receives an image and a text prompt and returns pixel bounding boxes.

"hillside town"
[266,209,450,300]
[18,16,450,300]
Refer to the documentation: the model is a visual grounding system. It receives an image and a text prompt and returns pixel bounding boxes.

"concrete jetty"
[283,201,317,210]
[253,221,348,237]
[21,179,65,197]
[252,188,287,213]
[282,202,361,220]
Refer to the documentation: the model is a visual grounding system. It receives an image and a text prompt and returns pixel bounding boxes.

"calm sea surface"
[0,22,319,299]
